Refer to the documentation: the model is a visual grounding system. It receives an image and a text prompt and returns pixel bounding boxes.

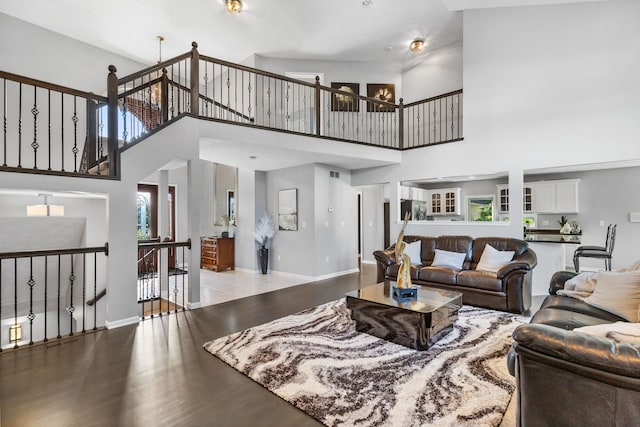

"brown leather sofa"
[373,235,537,314]
[508,271,640,426]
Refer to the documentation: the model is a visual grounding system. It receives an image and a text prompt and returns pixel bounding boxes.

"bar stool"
[573,224,616,272]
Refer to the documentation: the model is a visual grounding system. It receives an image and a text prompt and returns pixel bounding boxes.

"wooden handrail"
[0,70,108,103]
[403,89,463,108]
[138,239,191,250]
[86,288,106,306]
[0,244,109,260]
[117,52,192,85]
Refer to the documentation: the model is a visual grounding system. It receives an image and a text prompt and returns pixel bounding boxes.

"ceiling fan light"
[409,38,425,53]
[225,0,243,13]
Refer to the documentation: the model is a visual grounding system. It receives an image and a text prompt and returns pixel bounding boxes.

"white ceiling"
[0,0,463,67]
[0,0,613,68]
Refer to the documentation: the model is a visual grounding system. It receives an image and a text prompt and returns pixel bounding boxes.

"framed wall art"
[367,83,395,112]
[278,188,298,231]
[330,82,360,112]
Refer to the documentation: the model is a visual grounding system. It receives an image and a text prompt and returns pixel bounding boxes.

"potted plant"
[219,214,230,237]
[254,212,276,274]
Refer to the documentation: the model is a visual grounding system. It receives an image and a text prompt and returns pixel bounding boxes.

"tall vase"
[258,246,269,274]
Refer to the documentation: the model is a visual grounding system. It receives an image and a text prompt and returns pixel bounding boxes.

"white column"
[158,169,169,296]
[105,183,139,328]
[187,159,201,308]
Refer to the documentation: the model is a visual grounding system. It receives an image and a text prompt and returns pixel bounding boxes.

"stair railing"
[0,243,109,351]
[0,71,110,177]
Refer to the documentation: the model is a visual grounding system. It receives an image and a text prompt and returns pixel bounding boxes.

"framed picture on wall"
[367,83,395,112]
[278,188,298,231]
[330,82,360,112]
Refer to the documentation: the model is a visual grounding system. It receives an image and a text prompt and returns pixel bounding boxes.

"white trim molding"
[105,316,139,330]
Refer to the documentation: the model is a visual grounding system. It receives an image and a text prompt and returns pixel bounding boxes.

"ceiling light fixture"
[384,45,392,52]
[26,193,64,217]
[409,38,425,53]
[225,0,243,13]
[362,0,373,7]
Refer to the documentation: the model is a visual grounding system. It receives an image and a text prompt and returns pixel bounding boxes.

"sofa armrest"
[373,247,396,266]
[496,261,530,279]
[513,324,640,379]
[549,270,578,295]
[373,247,396,282]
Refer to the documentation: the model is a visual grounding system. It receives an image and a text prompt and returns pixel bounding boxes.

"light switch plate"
[630,212,640,223]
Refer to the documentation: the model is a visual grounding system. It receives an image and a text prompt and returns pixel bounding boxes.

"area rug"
[203,299,528,426]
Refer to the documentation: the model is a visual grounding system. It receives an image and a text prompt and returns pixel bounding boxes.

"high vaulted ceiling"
[1,0,612,69]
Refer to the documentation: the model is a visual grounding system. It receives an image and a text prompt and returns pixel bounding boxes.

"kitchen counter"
[524,234,581,244]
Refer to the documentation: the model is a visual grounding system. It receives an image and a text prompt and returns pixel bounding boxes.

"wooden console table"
[201,237,234,272]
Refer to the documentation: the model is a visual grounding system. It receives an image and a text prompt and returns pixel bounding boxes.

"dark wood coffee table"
[345,281,462,350]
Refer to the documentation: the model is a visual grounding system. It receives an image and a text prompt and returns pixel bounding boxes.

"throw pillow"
[584,270,640,322]
[404,240,422,265]
[431,249,466,270]
[475,244,515,273]
[574,322,640,345]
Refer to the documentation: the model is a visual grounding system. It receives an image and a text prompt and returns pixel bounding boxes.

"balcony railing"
[1,42,463,179]
[0,244,108,351]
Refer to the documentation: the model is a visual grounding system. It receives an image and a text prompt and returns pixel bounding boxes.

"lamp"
[225,0,243,13]
[409,38,425,53]
[151,36,164,106]
[9,324,22,343]
[26,193,64,217]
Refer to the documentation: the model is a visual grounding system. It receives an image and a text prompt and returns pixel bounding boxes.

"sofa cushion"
[457,270,503,292]
[387,263,420,281]
[431,249,466,269]
[471,237,528,269]
[530,307,616,330]
[418,266,458,285]
[540,295,628,322]
[584,270,640,322]
[404,240,422,265]
[436,235,473,268]
[476,244,515,273]
[574,322,640,345]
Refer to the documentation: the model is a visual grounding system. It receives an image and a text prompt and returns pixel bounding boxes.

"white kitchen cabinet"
[496,184,534,214]
[428,188,461,215]
[400,185,411,200]
[530,179,579,214]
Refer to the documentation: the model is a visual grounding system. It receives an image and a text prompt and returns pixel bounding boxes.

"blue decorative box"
[392,285,417,302]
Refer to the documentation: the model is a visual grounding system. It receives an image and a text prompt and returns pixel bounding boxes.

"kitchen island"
[524,230,581,295]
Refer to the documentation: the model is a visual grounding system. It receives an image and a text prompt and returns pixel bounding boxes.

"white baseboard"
[105,316,139,329]
[312,268,360,282]
[361,259,376,265]
[269,270,315,281]
[187,302,202,309]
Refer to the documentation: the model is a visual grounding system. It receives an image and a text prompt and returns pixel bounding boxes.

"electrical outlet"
[324,221,329,227]
[325,256,330,263]
[542,220,549,226]
[301,221,307,228]
[277,254,281,261]
[599,220,605,226]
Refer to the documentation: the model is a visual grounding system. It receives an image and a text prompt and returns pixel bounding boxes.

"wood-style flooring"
[0,265,378,427]
[0,265,543,427]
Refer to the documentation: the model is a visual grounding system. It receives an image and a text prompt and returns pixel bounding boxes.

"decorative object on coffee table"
[395,211,413,290]
[254,212,276,274]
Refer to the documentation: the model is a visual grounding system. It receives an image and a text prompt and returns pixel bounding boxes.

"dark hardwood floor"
[0,265,542,427]
[0,265,378,427]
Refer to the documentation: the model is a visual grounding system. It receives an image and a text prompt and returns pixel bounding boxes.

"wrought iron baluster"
[44,256,48,341]
[0,260,2,352]
[170,64,175,119]
[286,83,290,129]
[121,97,128,144]
[57,254,61,339]
[181,246,185,311]
[247,73,252,119]
[68,255,75,336]
[61,94,64,170]
[18,83,22,167]
[204,66,209,116]
[2,78,6,167]
[234,68,238,122]
[14,259,18,349]
[27,257,35,345]
[48,90,51,169]
[226,66,231,121]
[93,252,97,330]
[72,96,78,173]
[31,86,39,168]
[82,253,86,333]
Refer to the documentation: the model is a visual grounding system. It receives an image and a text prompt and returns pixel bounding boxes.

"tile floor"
[199,268,311,307]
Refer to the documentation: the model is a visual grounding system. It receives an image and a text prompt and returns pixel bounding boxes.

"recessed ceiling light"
[225,0,243,13]
[409,38,425,53]
[384,45,392,52]
[362,0,373,7]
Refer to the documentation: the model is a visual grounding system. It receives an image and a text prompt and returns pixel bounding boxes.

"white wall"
[0,13,147,92]
[354,0,640,242]
[401,43,463,103]
[358,184,385,263]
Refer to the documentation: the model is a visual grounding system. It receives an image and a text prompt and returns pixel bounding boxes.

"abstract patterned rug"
[203,299,528,426]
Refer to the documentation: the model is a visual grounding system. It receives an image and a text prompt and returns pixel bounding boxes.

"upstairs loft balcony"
[0,42,463,180]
